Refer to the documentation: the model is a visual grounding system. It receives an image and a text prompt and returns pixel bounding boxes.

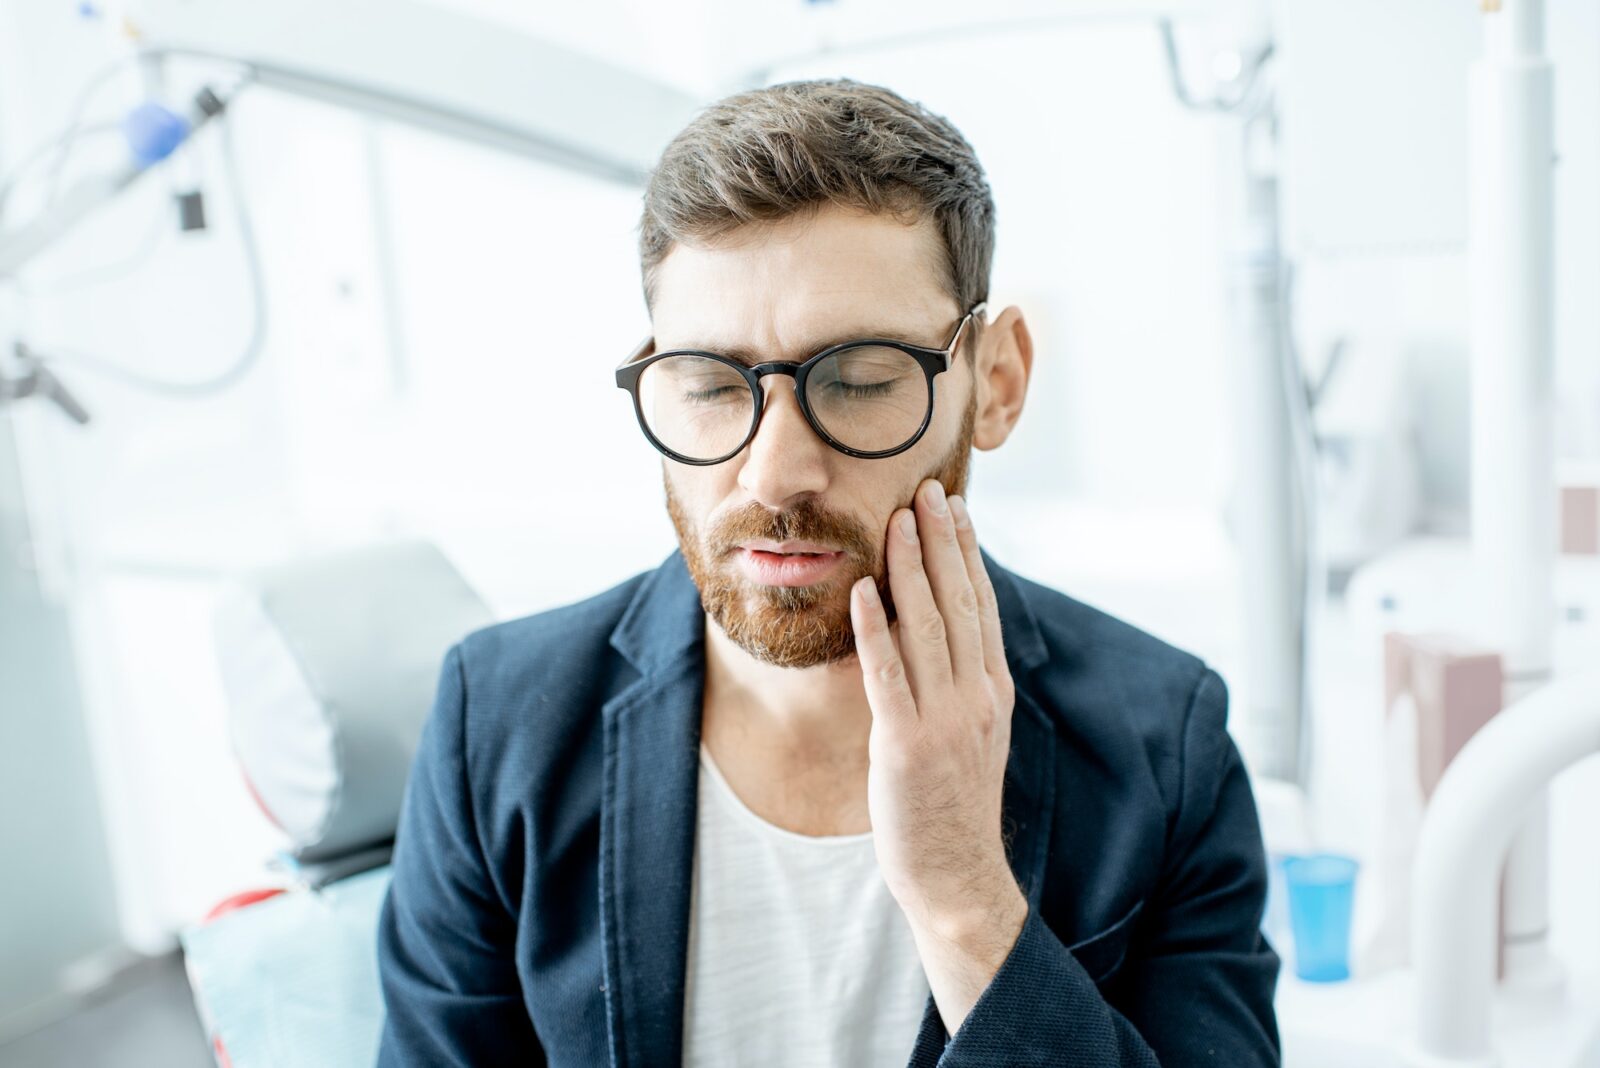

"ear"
[971,304,1034,451]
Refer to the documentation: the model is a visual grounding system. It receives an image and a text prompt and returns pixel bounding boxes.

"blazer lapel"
[600,550,706,1068]
[598,546,1054,1068]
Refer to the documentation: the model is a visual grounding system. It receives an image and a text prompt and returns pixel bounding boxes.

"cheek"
[850,467,920,542]
[667,466,745,534]
[663,468,701,528]
[935,379,972,434]
[667,463,724,501]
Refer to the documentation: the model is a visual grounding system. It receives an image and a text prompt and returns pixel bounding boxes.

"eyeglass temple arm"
[617,336,654,371]
[950,301,988,359]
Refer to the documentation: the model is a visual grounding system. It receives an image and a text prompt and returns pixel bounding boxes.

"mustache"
[710,498,876,560]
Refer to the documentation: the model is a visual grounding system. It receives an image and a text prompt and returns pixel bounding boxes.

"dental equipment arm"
[1410,673,1600,1067]
[0,0,701,280]
[0,343,91,424]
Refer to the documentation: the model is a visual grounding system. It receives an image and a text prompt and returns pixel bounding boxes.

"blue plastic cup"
[1283,852,1358,982]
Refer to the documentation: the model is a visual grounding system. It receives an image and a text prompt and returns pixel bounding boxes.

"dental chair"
[180,540,494,1068]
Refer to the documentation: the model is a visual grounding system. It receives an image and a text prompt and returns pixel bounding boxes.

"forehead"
[649,204,956,354]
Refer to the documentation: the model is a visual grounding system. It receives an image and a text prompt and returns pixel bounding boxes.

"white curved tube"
[1409,674,1600,1066]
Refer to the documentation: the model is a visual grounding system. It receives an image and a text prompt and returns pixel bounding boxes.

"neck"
[701,614,879,755]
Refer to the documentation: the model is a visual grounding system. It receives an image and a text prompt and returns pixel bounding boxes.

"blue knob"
[122,102,191,166]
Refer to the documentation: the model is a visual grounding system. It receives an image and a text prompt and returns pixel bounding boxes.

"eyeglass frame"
[614,302,988,466]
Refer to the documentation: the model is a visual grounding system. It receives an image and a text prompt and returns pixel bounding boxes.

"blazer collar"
[598,546,1056,1068]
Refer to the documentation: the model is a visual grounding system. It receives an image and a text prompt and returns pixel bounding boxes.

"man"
[377,78,1281,1067]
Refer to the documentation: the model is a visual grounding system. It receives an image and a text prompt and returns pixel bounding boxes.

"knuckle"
[993,674,1015,705]
[877,657,907,687]
[916,612,947,645]
[954,584,981,619]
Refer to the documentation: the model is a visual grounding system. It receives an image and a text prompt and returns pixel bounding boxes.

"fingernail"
[900,512,918,540]
[923,480,948,514]
[949,494,969,527]
[857,577,878,603]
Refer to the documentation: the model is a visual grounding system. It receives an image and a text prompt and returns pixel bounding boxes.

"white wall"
[0,415,124,1039]
[0,0,134,1035]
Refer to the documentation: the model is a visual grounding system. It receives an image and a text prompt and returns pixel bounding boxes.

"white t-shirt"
[681,741,932,1067]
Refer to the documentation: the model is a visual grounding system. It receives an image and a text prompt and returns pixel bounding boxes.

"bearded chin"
[702,568,866,668]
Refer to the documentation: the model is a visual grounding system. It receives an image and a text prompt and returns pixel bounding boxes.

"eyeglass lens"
[636,345,931,461]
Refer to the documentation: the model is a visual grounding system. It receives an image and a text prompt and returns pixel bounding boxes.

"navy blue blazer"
[376,546,1282,1067]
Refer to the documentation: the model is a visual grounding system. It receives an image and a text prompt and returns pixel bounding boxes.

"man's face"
[651,203,979,669]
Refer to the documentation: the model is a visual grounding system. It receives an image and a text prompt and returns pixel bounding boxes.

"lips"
[736,546,846,587]
[738,540,840,555]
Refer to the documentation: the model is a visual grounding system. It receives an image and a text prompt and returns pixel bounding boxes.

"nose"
[736,375,830,509]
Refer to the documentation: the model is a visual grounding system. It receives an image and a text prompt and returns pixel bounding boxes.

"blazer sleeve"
[376,643,544,1067]
[918,667,1282,1067]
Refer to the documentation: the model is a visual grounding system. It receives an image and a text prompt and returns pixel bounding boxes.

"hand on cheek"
[848,478,1022,939]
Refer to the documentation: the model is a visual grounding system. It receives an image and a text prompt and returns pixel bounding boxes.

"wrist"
[910,875,1029,953]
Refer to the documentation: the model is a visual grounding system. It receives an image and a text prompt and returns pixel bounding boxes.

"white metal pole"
[1466,0,1558,999]
[1224,110,1305,785]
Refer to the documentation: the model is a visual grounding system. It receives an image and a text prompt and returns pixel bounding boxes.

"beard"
[665,389,977,669]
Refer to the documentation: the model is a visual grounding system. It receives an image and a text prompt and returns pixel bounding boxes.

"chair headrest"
[213,540,493,865]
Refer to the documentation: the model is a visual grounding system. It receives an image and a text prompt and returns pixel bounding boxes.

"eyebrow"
[668,326,942,366]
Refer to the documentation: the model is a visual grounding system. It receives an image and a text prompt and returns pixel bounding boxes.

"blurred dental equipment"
[191,540,493,1066]
[1403,0,1600,1061]
[1160,11,1314,795]
[210,540,493,887]
[0,0,700,415]
[0,341,91,424]
[0,75,269,409]
[0,82,232,279]
[1412,674,1600,1067]
[1280,0,1600,1064]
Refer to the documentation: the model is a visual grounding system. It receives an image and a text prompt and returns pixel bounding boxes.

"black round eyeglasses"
[614,303,986,466]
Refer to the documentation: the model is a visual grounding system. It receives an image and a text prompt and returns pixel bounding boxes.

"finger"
[915,478,986,685]
[948,493,1007,679]
[886,505,954,704]
[850,574,918,722]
